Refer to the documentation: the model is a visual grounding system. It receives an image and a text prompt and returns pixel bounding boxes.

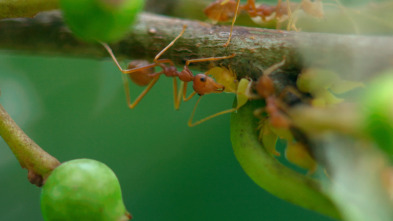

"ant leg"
[184,92,197,102]
[185,53,236,66]
[172,80,196,110]
[283,0,303,31]
[276,0,284,29]
[188,96,237,127]
[102,42,162,74]
[245,0,257,10]
[188,77,253,126]
[155,59,175,66]
[103,43,176,74]
[121,73,161,109]
[103,42,175,75]
[173,78,183,110]
[286,0,295,31]
[264,56,286,76]
[172,79,192,110]
[176,81,186,110]
[173,78,179,110]
[223,0,241,47]
[181,82,197,102]
[173,79,196,110]
[154,25,187,62]
[103,42,168,108]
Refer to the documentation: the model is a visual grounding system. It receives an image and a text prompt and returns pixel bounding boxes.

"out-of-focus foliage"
[60,0,144,42]
[362,71,393,158]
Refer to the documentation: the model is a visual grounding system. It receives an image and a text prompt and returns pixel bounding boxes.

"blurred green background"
[0,52,334,221]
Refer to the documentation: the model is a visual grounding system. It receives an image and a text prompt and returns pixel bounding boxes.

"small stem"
[0,103,60,186]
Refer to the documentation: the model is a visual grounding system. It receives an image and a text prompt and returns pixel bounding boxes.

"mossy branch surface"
[0,104,60,186]
[0,0,59,19]
[1,11,393,81]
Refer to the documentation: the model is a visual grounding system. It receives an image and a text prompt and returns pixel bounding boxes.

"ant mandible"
[101,25,236,126]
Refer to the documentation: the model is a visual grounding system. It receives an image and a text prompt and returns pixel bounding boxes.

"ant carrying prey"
[101,25,236,126]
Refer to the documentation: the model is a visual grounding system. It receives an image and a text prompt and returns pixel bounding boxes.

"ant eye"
[200,77,206,82]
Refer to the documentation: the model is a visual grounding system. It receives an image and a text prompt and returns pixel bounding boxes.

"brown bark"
[1,11,392,81]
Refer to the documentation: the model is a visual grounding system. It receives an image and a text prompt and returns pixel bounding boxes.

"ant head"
[127,60,155,86]
[193,74,225,96]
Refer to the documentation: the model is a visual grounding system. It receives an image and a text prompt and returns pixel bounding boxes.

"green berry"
[362,70,393,157]
[41,159,131,221]
[60,0,144,42]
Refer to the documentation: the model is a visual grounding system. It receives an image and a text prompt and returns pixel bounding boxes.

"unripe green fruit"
[362,70,393,158]
[41,159,131,221]
[60,0,144,42]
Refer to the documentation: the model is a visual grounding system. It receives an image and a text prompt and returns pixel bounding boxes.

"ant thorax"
[178,66,194,82]
[160,65,178,77]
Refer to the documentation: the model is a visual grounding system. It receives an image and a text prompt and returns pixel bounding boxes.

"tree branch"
[1,11,393,81]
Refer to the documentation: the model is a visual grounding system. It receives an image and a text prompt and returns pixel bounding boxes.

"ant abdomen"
[204,0,237,22]
[127,60,155,86]
[256,75,275,98]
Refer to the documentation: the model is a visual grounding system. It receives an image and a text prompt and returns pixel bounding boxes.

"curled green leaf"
[230,100,341,220]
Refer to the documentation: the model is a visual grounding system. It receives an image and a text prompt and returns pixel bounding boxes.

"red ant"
[197,57,293,128]
[251,57,292,128]
[101,25,236,126]
[251,58,318,172]
[204,0,325,46]
[201,56,291,128]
